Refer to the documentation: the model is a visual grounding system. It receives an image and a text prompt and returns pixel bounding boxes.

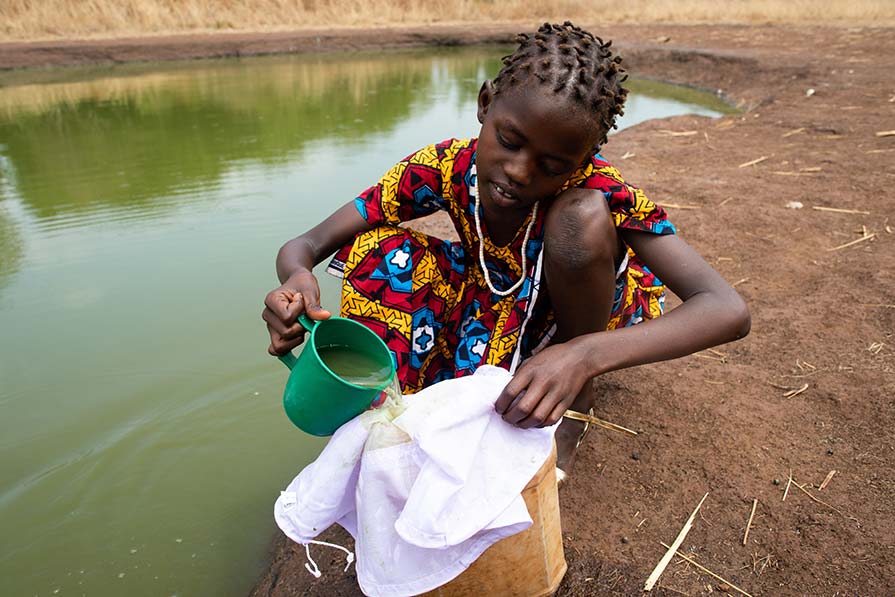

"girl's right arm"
[262,201,373,356]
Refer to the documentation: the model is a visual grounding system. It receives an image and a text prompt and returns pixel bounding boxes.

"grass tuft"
[2,0,894,42]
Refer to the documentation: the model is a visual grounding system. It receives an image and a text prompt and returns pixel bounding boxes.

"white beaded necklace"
[472,165,539,297]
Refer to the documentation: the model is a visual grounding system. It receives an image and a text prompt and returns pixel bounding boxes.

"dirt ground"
[4,22,892,596]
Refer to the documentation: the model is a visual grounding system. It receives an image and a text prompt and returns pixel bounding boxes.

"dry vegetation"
[2,0,895,42]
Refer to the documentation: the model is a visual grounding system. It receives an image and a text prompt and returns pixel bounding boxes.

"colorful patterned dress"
[327,138,675,394]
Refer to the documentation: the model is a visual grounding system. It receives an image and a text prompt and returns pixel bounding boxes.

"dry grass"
[2,0,894,42]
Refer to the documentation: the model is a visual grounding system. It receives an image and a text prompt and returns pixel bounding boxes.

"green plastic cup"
[278,314,395,436]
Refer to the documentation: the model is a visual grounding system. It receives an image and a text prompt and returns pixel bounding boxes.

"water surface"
[0,47,731,597]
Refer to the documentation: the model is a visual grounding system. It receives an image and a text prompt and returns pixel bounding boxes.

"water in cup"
[318,345,394,388]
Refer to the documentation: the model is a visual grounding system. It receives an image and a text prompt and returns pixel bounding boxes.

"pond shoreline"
[4,23,891,596]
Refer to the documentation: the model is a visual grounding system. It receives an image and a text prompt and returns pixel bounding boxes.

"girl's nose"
[504,153,534,187]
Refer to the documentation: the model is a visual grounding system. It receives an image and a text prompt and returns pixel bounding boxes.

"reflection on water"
[0,203,23,291]
[0,48,729,597]
[0,51,486,220]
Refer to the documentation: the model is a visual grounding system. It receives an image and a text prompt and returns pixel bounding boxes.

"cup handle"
[298,314,317,332]
[278,352,298,370]
[278,314,318,370]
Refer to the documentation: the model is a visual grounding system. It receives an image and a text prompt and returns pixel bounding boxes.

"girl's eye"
[541,163,569,177]
[497,133,519,150]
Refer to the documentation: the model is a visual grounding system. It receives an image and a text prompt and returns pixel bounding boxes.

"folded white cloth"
[274,365,557,597]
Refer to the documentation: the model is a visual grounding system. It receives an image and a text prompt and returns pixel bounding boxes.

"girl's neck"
[481,205,530,248]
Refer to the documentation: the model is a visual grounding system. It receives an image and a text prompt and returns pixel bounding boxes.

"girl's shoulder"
[581,153,629,189]
[403,138,477,178]
[564,153,674,234]
[592,153,627,181]
[424,137,477,161]
[562,153,633,197]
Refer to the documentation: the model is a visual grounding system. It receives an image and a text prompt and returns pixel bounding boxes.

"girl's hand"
[262,271,331,356]
[494,340,594,428]
[264,201,372,356]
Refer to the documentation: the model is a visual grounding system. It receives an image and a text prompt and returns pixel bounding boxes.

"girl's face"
[475,82,598,220]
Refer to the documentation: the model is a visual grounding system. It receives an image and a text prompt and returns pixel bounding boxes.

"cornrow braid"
[492,21,629,148]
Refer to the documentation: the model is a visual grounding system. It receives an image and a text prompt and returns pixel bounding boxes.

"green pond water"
[0,47,732,596]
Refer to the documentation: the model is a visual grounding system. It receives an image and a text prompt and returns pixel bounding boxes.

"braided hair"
[491,21,629,149]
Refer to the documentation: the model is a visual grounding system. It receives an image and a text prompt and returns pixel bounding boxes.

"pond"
[0,47,733,597]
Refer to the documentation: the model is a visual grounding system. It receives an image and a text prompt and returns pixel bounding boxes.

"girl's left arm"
[584,229,751,372]
[495,231,750,425]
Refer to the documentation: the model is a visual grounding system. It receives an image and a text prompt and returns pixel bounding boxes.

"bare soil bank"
[3,23,890,596]
[0,24,521,71]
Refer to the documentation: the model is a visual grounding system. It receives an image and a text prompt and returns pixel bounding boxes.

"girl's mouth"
[490,182,519,205]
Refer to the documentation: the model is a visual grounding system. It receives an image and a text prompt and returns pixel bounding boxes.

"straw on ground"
[644,492,708,591]
[767,382,809,398]
[660,542,754,597]
[742,499,758,545]
[562,410,638,436]
[792,480,853,519]
[812,206,871,215]
[827,233,876,251]
[662,203,702,209]
[658,129,699,137]
[738,156,769,168]
[783,383,809,398]
[819,470,837,491]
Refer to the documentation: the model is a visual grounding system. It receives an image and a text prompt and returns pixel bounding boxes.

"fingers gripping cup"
[278,315,396,436]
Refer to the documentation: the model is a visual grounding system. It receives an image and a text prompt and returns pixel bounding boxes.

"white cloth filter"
[274,365,557,597]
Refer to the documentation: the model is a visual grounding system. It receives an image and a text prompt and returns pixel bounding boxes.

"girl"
[262,21,750,482]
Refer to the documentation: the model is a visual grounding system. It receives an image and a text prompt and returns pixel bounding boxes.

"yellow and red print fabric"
[328,138,674,393]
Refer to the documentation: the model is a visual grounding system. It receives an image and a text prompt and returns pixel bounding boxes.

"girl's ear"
[477,81,495,124]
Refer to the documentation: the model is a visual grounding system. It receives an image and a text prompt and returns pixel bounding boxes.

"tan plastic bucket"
[421,445,566,597]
